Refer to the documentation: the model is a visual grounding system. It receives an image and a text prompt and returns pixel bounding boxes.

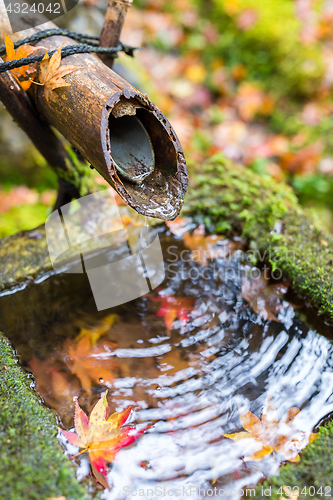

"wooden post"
[0,1,92,208]
[0,60,83,209]
[99,0,133,68]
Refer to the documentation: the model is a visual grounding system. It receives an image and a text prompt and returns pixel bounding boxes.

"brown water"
[0,222,332,499]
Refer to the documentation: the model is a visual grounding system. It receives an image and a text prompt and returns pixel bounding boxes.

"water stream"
[0,222,332,499]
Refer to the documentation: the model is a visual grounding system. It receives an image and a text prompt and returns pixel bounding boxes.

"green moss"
[184,153,299,234]
[0,332,90,499]
[58,146,98,197]
[184,153,333,320]
[0,203,51,238]
[255,420,333,499]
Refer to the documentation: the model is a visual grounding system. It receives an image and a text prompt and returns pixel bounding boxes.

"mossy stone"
[0,332,92,500]
[184,153,333,321]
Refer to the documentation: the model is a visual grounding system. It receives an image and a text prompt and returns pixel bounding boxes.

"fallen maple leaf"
[149,293,194,332]
[38,44,82,101]
[64,336,118,394]
[59,393,150,487]
[241,273,289,321]
[183,224,241,266]
[4,33,37,89]
[224,395,317,462]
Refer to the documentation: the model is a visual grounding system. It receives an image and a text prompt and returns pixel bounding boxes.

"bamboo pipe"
[0,3,188,220]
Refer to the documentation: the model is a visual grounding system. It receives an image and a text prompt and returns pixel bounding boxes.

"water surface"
[0,223,332,499]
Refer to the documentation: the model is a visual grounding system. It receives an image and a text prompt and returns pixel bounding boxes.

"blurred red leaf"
[149,293,194,332]
[0,187,39,215]
[280,142,323,174]
[236,8,259,31]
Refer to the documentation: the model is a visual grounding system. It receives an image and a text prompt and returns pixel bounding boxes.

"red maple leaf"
[149,293,194,332]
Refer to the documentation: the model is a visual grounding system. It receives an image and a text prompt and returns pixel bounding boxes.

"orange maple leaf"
[59,393,150,487]
[4,33,37,90]
[183,224,241,266]
[64,336,118,394]
[37,44,83,101]
[224,395,317,462]
[149,292,194,332]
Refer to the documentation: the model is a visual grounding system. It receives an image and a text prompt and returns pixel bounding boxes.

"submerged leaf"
[224,394,317,463]
[183,224,241,265]
[75,314,118,347]
[28,356,80,425]
[149,292,194,332]
[241,273,289,321]
[64,336,118,394]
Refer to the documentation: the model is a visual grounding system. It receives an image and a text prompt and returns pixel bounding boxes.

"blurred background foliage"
[1,0,333,235]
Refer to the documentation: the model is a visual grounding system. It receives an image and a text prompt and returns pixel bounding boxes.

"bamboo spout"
[0,5,188,220]
[29,34,188,220]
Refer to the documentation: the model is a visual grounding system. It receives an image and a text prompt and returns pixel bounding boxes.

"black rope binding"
[0,28,139,74]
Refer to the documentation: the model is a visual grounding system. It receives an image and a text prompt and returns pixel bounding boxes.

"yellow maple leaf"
[4,33,37,90]
[38,43,83,101]
[224,395,317,462]
[75,314,118,347]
